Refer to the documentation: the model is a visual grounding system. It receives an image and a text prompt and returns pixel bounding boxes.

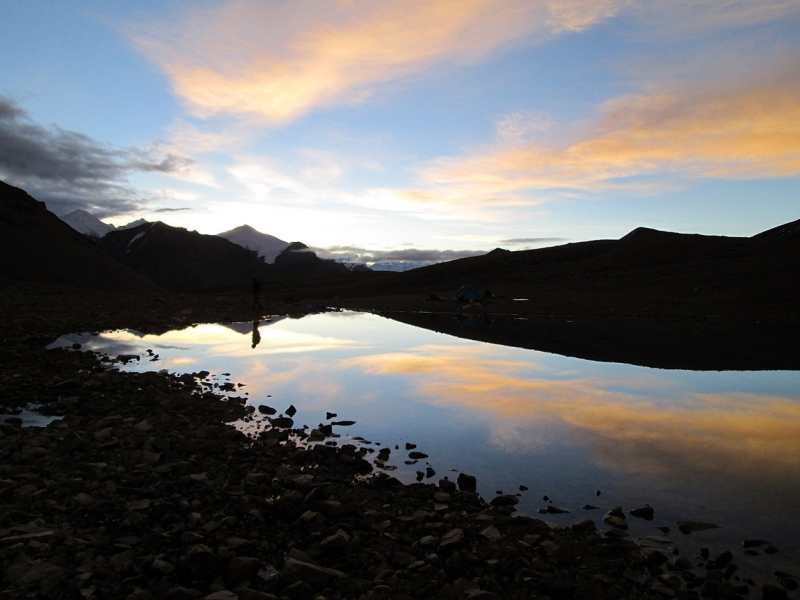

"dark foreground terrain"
[1,284,796,600]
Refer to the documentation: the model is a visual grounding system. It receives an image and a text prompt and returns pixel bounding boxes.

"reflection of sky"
[50,312,800,563]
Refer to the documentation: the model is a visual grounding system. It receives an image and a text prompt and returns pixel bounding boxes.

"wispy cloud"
[419,61,800,204]
[315,245,486,265]
[0,97,193,217]
[134,0,630,124]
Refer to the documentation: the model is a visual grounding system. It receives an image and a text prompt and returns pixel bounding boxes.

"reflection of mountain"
[0,181,160,291]
[221,316,289,335]
[387,312,800,371]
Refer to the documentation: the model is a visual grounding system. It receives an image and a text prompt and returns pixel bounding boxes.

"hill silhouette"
[0,181,159,291]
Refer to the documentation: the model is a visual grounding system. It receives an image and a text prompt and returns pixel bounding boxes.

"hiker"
[251,277,262,309]
[251,319,261,349]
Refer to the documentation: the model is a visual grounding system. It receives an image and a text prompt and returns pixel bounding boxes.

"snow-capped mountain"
[118,218,149,231]
[59,209,116,238]
[217,224,289,264]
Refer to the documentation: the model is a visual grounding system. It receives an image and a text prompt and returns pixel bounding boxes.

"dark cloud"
[0,97,192,217]
[153,207,192,213]
[315,245,487,266]
[499,237,567,245]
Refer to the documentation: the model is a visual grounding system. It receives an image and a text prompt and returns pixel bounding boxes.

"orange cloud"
[134,0,629,122]
[422,63,800,202]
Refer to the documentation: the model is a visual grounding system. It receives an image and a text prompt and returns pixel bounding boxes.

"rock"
[434,491,452,503]
[607,506,625,519]
[226,556,263,586]
[4,554,68,594]
[164,587,203,600]
[405,443,416,449]
[282,580,315,599]
[646,535,673,544]
[257,405,276,415]
[270,416,293,428]
[438,478,457,493]
[644,549,668,567]
[319,529,350,552]
[479,526,503,541]
[439,528,465,550]
[203,592,238,600]
[457,473,477,492]
[629,505,654,520]
[489,494,520,507]
[331,420,355,426]
[763,584,789,600]
[408,451,428,459]
[571,519,596,532]
[519,485,528,491]
[280,557,347,588]
[74,492,95,505]
[742,539,769,548]
[581,504,599,510]
[714,550,733,568]
[545,505,570,514]
[603,514,628,530]
[764,545,779,554]
[180,544,222,581]
[677,521,721,534]
[426,466,436,478]
[326,412,337,419]
[285,404,297,417]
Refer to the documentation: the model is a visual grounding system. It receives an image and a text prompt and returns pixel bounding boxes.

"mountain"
[217,225,289,263]
[59,209,116,237]
[0,181,160,291]
[98,221,272,293]
[268,242,352,279]
[118,218,148,231]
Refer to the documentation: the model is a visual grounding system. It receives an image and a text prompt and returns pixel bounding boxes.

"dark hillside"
[0,181,159,291]
[99,222,272,293]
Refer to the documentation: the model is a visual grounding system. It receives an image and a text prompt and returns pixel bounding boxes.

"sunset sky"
[1,0,799,261]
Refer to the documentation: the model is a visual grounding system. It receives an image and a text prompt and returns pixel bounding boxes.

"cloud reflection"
[345,345,800,486]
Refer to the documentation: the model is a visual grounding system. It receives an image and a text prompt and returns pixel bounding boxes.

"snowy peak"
[59,209,116,238]
[217,224,289,264]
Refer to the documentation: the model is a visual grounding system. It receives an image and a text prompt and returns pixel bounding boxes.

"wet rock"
[677,521,721,534]
[629,505,655,520]
[438,478,456,493]
[426,466,436,478]
[331,420,355,426]
[285,404,297,417]
[408,451,428,459]
[270,416,293,428]
[581,504,599,510]
[456,473,477,492]
[714,550,733,568]
[545,505,570,514]
[257,405,276,415]
[607,506,625,519]
[490,494,520,507]
[603,511,628,530]
[764,545,779,554]
[743,539,769,548]
[571,519,596,532]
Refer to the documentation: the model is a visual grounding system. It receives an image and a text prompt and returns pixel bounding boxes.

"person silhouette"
[251,277,262,309]
[251,319,261,349]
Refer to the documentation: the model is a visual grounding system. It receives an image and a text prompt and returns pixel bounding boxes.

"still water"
[51,311,800,576]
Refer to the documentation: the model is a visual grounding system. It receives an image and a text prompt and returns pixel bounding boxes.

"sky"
[1,0,799,263]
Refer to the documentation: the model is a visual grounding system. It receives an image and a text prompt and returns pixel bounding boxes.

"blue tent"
[450,284,482,302]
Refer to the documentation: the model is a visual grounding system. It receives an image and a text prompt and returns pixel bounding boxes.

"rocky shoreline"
[0,285,796,599]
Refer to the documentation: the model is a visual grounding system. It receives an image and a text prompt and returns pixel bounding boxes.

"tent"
[450,284,482,302]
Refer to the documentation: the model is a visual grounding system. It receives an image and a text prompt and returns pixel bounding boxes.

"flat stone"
[280,557,347,588]
[439,528,465,550]
[677,521,721,534]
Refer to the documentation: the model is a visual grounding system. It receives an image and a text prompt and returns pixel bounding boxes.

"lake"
[49,310,800,583]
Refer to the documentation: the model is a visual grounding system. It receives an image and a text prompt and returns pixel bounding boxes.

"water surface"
[50,311,800,579]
